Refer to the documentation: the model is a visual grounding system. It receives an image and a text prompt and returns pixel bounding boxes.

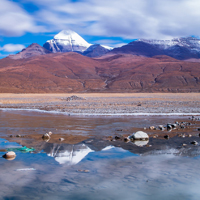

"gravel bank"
[0,93,200,115]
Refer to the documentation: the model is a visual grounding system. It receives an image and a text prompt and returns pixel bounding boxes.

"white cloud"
[3,0,200,39]
[0,44,25,52]
[0,0,45,36]
[29,0,200,39]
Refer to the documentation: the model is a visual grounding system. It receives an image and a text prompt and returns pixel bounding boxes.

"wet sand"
[0,93,200,115]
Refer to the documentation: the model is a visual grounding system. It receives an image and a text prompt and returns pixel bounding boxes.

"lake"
[0,109,200,200]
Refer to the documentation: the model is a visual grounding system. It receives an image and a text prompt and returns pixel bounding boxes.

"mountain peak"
[8,43,51,60]
[54,30,77,40]
[43,30,91,53]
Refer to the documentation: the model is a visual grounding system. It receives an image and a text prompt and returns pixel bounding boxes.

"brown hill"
[0,52,199,93]
[8,43,51,60]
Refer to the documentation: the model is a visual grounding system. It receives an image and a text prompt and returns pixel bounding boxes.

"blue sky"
[1,0,200,58]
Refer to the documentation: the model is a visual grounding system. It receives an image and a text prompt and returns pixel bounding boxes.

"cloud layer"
[0,44,25,52]
[1,0,200,39]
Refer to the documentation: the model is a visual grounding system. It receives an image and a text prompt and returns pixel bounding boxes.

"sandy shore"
[0,93,200,115]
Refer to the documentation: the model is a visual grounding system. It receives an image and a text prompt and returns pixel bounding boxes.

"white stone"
[3,151,16,160]
[130,131,149,140]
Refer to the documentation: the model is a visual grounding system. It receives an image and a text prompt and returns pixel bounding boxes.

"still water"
[0,110,200,200]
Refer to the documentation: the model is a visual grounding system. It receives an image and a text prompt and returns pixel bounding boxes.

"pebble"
[164,135,169,139]
[167,125,172,130]
[149,126,155,130]
[48,131,53,135]
[78,169,90,173]
[2,151,16,160]
[191,141,198,145]
[59,138,64,141]
[115,136,121,140]
[124,137,130,142]
[16,134,21,137]
[158,125,165,131]
[42,133,51,140]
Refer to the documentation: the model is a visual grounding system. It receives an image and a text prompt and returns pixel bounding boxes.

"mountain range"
[0,30,200,93]
[8,30,200,60]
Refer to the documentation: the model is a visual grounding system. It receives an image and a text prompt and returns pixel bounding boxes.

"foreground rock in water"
[129,131,149,140]
[2,151,16,160]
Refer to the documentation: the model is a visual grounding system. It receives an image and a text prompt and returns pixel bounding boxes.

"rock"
[124,137,130,142]
[115,136,121,140]
[167,123,176,130]
[2,151,16,160]
[188,134,192,137]
[129,131,149,141]
[16,134,21,137]
[167,124,172,130]
[137,103,142,106]
[59,138,64,141]
[63,95,85,101]
[48,131,53,136]
[42,133,50,140]
[180,125,185,129]
[191,141,198,145]
[158,125,165,131]
[179,134,186,138]
[164,135,169,139]
[153,135,158,138]
[182,143,187,146]
[149,126,155,130]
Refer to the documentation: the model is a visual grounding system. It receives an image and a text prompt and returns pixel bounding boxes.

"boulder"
[129,131,149,141]
[3,151,16,160]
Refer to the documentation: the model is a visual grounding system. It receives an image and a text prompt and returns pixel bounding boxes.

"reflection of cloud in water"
[46,144,94,165]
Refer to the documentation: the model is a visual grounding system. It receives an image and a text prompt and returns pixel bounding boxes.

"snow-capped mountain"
[43,30,92,53]
[111,36,200,60]
[138,37,200,52]
[43,30,113,56]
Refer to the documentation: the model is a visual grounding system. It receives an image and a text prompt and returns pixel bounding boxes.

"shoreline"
[0,93,200,116]
[1,108,200,116]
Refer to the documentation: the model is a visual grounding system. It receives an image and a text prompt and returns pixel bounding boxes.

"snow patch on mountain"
[43,30,92,53]
[138,37,200,52]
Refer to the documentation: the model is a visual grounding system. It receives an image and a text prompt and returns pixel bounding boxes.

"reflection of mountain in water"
[42,135,200,165]
[44,143,93,165]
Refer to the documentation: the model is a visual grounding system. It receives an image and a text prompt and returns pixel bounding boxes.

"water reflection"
[45,143,94,165]
[1,110,200,199]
